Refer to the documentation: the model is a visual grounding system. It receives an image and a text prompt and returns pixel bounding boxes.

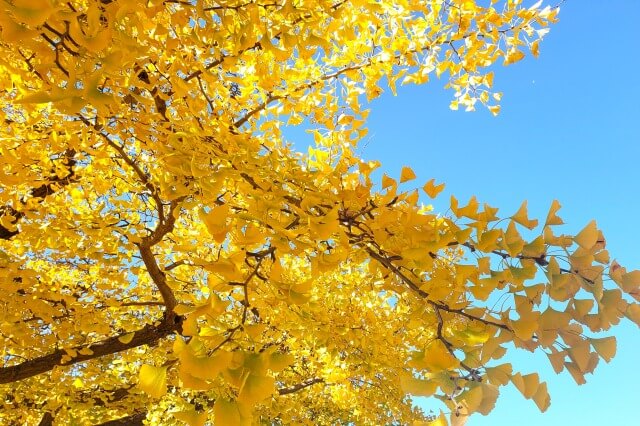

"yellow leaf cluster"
[0,0,637,425]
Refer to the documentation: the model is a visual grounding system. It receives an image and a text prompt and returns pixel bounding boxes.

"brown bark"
[37,412,54,426]
[0,316,181,384]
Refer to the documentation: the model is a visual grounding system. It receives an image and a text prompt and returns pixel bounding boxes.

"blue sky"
[355,1,640,424]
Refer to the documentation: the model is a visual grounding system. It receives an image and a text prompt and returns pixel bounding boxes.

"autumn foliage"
[0,0,638,425]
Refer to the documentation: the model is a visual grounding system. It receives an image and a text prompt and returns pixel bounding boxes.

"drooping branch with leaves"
[0,0,638,425]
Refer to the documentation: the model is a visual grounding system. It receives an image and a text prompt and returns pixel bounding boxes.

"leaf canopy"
[0,0,638,425]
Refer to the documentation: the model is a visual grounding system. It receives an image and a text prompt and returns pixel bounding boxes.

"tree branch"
[137,244,178,312]
[0,149,76,240]
[0,317,180,384]
[278,377,324,395]
[37,412,53,426]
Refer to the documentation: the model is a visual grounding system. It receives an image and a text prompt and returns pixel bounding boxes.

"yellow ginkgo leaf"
[477,229,501,252]
[381,173,396,189]
[484,363,512,386]
[488,105,501,116]
[626,303,640,325]
[399,375,438,397]
[203,258,243,282]
[530,40,541,58]
[532,382,550,412]
[477,383,500,415]
[547,350,566,374]
[200,205,230,243]
[426,411,448,426]
[0,15,37,42]
[589,336,616,362]
[268,353,295,373]
[544,199,564,226]
[423,179,445,198]
[512,201,538,230]
[504,48,525,65]
[9,0,54,26]
[400,166,417,183]
[574,220,598,249]
[456,196,479,219]
[173,409,208,426]
[461,384,483,413]
[139,364,167,398]
[173,336,188,355]
[213,399,242,425]
[521,235,545,258]
[511,372,539,399]
[180,350,233,381]
[572,299,594,318]
[568,340,591,372]
[620,270,640,293]
[237,374,276,405]
[117,332,135,344]
[309,207,339,240]
[565,362,586,385]
[539,308,570,332]
[178,367,213,391]
[422,340,459,372]
[15,91,55,105]
[503,221,525,257]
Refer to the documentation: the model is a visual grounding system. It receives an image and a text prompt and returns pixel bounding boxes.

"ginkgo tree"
[0,0,638,425]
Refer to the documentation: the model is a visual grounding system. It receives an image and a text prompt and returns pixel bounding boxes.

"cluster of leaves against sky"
[0,0,638,425]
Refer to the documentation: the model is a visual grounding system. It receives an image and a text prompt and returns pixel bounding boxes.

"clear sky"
[355,1,640,424]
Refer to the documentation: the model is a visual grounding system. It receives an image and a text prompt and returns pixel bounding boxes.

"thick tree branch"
[77,113,183,312]
[0,317,180,384]
[37,412,53,426]
[136,198,185,312]
[137,244,178,312]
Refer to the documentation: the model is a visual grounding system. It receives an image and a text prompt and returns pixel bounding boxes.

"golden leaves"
[7,0,54,27]
[200,205,231,243]
[460,383,499,415]
[589,336,616,363]
[237,373,276,405]
[214,399,247,425]
[510,373,550,412]
[180,350,232,382]
[309,207,340,240]
[173,409,208,426]
[400,166,417,183]
[574,220,599,249]
[400,375,439,397]
[423,179,445,198]
[625,304,640,325]
[117,332,135,344]
[511,201,538,230]
[409,340,460,373]
[382,173,396,190]
[138,364,167,399]
[503,49,526,65]
[484,363,512,386]
[0,0,636,425]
